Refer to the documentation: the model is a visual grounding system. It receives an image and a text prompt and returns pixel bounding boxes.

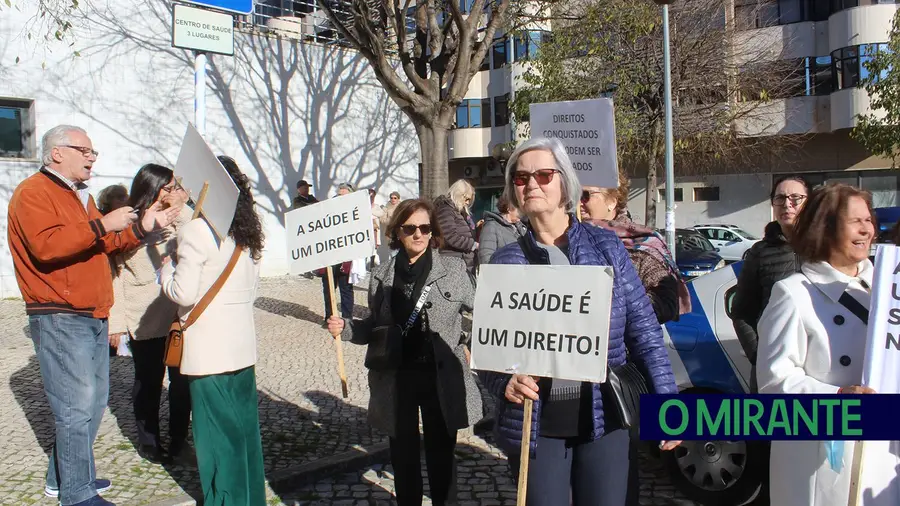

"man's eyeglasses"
[513,169,559,187]
[399,224,432,236]
[581,190,604,203]
[772,194,807,207]
[62,145,99,157]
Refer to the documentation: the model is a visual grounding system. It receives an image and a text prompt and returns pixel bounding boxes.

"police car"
[658,262,765,506]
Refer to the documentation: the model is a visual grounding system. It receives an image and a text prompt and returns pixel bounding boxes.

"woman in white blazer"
[110,164,193,464]
[160,156,266,506]
[757,183,900,506]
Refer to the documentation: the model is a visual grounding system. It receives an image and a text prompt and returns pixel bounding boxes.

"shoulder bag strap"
[839,278,871,325]
[182,245,244,331]
[401,285,432,336]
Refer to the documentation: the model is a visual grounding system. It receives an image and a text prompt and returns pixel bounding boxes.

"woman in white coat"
[758,183,900,506]
[160,156,266,506]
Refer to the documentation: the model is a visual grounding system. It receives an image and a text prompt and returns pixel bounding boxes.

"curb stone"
[140,441,391,506]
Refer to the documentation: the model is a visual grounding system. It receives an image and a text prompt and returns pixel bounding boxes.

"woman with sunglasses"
[327,198,483,506]
[731,175,809,394]
[108,163,192,464]
[483,137,679,506]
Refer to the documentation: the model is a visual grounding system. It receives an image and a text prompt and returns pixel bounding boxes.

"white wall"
[0,0,420,297]
[628,174,773,237]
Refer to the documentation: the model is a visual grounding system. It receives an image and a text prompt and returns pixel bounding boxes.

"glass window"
[812,56,834,95]
[494,94,509,126]
[513,31,547,61]
[657,188,684,202]
[720,230,739,242]
[697,228,716,240]
[456,102,469,128]
[481,98,492,127]
[779,0,802,23]
[492,38,507,68]
[460,0,475,14]
[468,99,481,128]
[734,228,758,240]
[861,172,900,208]
[405,6,416,34]
[0,100,34,159]
[693,187,720,202]
[480,50,490,71]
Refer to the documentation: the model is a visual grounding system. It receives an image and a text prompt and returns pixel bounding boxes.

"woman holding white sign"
[327,198,484,506]
[484,137,680,506]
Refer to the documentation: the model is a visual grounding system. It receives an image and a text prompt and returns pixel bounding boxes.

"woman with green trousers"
[160,156,266,505]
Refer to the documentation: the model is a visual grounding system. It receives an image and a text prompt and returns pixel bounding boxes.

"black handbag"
[602,360,650,429]
[364,285,432,371]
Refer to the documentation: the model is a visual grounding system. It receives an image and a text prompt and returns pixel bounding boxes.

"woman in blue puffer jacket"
[483,137,681,506]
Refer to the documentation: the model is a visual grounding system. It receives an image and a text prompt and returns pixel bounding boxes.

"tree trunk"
[415,122,450,199]
[644,119,664,228]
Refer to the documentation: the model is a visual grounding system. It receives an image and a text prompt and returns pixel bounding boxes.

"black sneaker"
[67,495,116,506]
[138,444,172,465]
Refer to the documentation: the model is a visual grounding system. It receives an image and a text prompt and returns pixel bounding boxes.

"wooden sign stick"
[326,266,350,398]
[517,397,534,506]
[192,181,210,220]
[848,440,866,506]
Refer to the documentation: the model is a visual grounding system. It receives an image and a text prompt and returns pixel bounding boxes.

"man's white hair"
[41,125,87,166]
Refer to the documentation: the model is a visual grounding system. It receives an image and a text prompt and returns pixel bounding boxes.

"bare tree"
[315,0,515,197]
[3,0,82,61]
[511,0,809,226]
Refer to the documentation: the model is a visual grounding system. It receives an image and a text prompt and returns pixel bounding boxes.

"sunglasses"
[399,224,432,236]
[513,169,558,187]
[581,190,604,203]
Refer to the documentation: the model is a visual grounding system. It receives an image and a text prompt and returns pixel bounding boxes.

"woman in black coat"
[731,175,810,393]
[434,179,478,270]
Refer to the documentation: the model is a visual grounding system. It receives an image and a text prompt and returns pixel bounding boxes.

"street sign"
[180,0,253,15]
[172,4,235,56]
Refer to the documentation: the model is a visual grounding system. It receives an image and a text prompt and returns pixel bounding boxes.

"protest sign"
[470,264,615,383]
[284,190,375,274]
[173,123,240,239]
[529,98,619,189]
[862,244,900,393]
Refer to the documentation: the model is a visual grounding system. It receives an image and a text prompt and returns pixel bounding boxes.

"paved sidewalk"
[0,276,696,506]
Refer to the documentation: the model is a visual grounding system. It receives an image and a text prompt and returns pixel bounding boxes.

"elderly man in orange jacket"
[7,125,178,506]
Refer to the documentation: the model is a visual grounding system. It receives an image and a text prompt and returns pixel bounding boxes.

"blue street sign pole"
[195,52,207,136]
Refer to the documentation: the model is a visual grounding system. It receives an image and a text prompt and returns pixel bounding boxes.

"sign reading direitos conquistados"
[529,98,619,189]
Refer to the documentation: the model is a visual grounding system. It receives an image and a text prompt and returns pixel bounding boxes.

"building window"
[832,43,889,90]
[454,99,492,129]
[693,187,720,202]
[513,31,550,62]
[494,94,509,126]
[0,99,35,159]
[806,56,834,96]
[492,38,508,68]
[658,188,684,202]
[460,0,475,14]
[734,1,900,31]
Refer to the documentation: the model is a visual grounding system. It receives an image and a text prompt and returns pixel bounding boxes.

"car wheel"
[662,438,768,506]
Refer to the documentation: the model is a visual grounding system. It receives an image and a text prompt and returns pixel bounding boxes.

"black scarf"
[391,247,433,328]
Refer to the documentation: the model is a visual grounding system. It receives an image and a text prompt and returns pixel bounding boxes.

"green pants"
[190,366,266,506]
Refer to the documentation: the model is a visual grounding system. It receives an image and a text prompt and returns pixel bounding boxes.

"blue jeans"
[321,266,353,319]
[30,313,109,505]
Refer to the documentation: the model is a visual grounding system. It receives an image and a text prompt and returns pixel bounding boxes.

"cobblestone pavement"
[0,275,697,506]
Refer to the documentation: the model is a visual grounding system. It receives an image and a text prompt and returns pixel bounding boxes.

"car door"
[697,228,719,248]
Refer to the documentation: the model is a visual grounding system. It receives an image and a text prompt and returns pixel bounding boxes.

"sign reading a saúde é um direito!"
[172,3,235,56]
[529,98,619,189]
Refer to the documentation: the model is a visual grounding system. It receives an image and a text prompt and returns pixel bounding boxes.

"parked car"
[674,228,726,279]
[658,262,766,506]
[692,224,760,262]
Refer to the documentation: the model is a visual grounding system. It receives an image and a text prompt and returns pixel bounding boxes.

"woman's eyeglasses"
[513,169,559,187]
[161,183,185,194]
[772,194,807,207]
[399,224,432,236]
[581,190,604,203]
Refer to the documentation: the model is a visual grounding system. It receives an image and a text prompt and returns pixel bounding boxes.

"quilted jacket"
[482,216,677,454]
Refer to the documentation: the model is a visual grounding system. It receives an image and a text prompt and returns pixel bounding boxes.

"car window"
[697,228,715,240]
[676,232,715,253]
[721,230,738,242]
[733,228,757,240]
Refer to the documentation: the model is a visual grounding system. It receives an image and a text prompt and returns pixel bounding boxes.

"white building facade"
[0,0,420,298]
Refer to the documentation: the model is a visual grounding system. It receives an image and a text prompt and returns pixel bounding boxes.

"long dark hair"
[128,163,174,214]
[218,156,265,260]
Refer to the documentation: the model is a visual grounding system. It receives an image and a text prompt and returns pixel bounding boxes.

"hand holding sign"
[505,374,539,404]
